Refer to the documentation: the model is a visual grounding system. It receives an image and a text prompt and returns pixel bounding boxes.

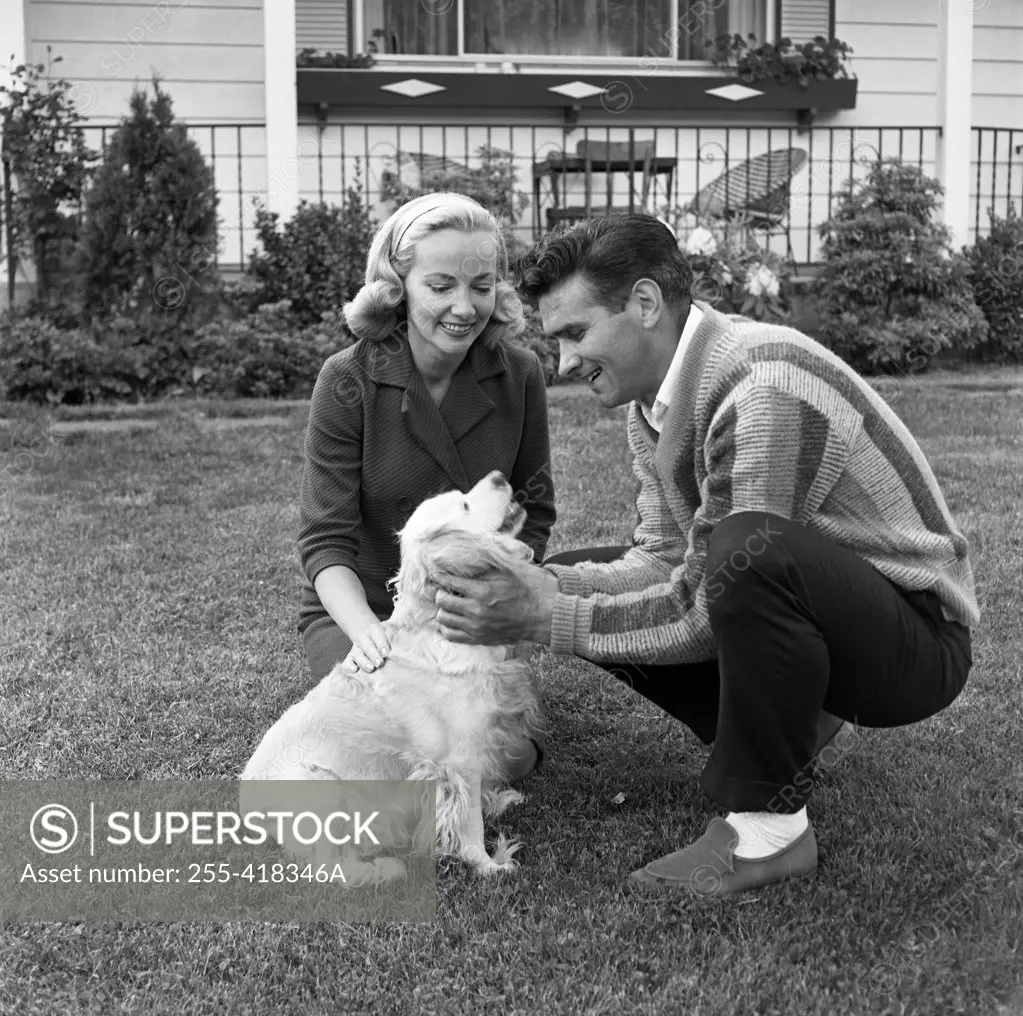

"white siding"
[296,0,349,55]
[970,1,1023,242]
[832,0,939,127]
[972,0,1023,128]
[26,0,266,124]
[26,0,269,265]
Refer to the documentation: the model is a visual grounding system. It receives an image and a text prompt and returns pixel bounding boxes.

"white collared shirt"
[640,303,704,434]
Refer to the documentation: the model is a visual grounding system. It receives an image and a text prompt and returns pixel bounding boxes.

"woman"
[296,193,556,772]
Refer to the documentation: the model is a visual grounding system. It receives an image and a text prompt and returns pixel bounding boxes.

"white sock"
[725,807,809,860]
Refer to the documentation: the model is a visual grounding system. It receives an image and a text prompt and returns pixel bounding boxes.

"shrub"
[812,158,988,373]
[0,315,142,404]
[966,205,1023,363]
[246,173,375,327]
[380,144,530,226]
[0,306,349,405]
[75,77,220,326]
[189,304,348,399]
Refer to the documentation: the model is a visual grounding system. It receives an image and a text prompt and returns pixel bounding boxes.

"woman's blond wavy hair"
[342,192,526,347]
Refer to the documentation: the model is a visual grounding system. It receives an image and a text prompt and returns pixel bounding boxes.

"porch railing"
[299,123,947,266]
[972,127,1023,238]
[7,121,1019,286]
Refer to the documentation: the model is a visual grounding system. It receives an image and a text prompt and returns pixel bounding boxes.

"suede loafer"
[627,817,818,897]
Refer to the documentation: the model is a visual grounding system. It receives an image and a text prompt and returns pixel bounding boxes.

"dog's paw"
[474,854,519,876]
[489,834,523,867]
[482,788,525,818]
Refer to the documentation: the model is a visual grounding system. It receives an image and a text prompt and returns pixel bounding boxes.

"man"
[434,214,978,896]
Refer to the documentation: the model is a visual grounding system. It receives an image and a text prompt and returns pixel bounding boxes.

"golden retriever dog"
[240,470,546,881]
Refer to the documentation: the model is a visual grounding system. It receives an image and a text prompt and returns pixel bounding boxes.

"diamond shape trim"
[705,84,765,102]
[381,78,447,98]
[547,80,605,100]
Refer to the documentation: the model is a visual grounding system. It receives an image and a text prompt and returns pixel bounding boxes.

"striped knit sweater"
[544,302,980,666]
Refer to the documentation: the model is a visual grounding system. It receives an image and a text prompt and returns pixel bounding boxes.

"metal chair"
[575,138,657,213]
[536,135,676,230]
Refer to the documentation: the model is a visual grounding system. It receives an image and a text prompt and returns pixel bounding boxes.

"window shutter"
[296,0,349,55]
[777,0,834,43]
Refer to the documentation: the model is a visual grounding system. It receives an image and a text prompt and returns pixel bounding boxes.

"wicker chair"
[685,147,808,258]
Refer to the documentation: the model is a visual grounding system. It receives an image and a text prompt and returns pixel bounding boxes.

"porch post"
[263,0,300,224]
[0,0,27,94]
[936,0,974,248]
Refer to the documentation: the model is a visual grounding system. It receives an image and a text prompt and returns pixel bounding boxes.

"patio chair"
[684,147,808,259]
[538,135,675,229]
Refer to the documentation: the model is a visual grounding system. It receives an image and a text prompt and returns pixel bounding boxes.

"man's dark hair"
[515,214,694,313]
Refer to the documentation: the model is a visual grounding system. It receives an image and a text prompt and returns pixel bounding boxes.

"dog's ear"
[421,525,532,581]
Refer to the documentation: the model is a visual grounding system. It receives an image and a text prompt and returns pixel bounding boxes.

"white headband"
[393,198,451,251]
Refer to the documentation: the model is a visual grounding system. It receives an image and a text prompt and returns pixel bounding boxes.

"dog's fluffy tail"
[407,760,470,859]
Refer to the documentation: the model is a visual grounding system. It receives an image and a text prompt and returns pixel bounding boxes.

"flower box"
[295,69,858,118]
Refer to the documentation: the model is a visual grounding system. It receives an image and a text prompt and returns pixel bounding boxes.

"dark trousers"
[302,614,356,682]
[544,511,973,814]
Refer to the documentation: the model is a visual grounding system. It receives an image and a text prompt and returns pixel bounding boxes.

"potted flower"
[703,33,857,118]
[665,214,794,323]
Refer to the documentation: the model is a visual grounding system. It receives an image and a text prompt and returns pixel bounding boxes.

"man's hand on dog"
[435,562,558,645]
[340,622,391,674]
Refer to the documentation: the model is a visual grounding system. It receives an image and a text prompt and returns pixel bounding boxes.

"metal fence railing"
[971,127,1023,242]
[2,122,266,306]
[4,121,1020,295]
[295,123,947,266]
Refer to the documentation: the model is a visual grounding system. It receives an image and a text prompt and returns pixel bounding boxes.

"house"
[2,0,1022,291]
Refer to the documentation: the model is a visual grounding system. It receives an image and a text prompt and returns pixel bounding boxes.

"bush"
[188,304,348,398]
[0,306,349,405]
[0,316,142,404]
[966,205,1023,363]
[0,54,98,308]
[246,174,374,327]
[812,158,988,373]
[75,77,220,326]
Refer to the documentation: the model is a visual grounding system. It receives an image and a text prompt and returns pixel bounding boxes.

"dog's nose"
[488,471,507,489]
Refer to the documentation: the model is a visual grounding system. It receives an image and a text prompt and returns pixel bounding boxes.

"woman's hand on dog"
[340,623,392,674]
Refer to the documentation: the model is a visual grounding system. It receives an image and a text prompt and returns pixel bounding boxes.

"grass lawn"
[1,371,1021,1015]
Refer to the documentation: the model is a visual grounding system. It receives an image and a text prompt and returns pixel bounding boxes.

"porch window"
[361,1,768,59]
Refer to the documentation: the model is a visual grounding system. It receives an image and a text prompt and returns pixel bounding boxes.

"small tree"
[0,50,98,306]
[75,76,219,324]
[966,204,1023,363]
[812,158,988,372]
[246,166,376,326]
